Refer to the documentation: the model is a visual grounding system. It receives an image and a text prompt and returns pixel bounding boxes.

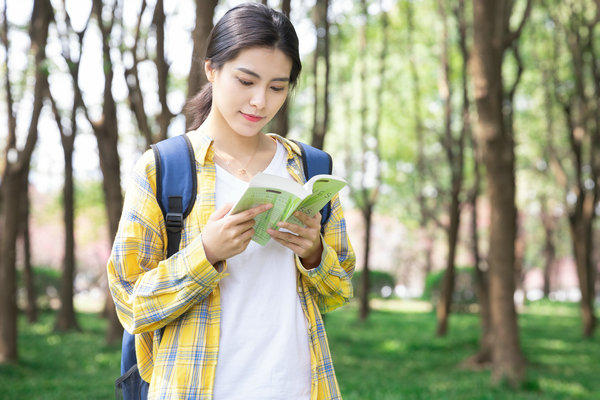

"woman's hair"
[184,2,302,131]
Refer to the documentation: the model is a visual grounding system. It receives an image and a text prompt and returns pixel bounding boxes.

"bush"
[351,270,395,298]
[17,266,61,310]
[422,266,477,311]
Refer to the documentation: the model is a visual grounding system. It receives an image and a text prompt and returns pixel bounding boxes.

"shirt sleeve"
[106,150,225,334]
[296,193,356,314]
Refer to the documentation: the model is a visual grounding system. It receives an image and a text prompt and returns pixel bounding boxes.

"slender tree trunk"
[435,0,464,337]
[405,0,436,277]
[91,0,124,344]
[187,0,218,99]
[0,0,52,363]
[153,0,174,142]
[570,214,596,336]
[310,0,330,148]
[269,0,292,137]
[471,0,530,387]
[540,200,556,298]
[19,173,37,323]
[55,132,79,332]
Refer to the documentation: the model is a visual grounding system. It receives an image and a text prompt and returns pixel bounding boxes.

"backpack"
[115,135,334,400]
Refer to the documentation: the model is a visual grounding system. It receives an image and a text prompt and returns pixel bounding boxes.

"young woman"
[107,3,355,399]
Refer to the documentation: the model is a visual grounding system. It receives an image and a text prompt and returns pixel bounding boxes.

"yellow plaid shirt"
[107,131,355,399]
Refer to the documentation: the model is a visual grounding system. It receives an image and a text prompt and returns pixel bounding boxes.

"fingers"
[292,211,321,228]
[209,203,233,221]
[232,203,273,223]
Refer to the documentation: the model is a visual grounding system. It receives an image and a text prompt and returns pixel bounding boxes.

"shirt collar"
[184,130,303,167]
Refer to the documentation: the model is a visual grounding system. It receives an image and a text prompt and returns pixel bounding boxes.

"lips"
[240,112,264,123]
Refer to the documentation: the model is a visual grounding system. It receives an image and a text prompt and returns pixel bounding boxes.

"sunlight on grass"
[540,377,588,397]
[2,302,599,399]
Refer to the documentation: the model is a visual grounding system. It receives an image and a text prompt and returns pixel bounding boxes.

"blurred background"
[1,0,599,398]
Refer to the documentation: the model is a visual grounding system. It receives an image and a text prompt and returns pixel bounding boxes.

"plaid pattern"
[107,130,355,399]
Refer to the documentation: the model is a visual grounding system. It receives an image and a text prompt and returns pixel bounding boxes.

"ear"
[205,60,216,83]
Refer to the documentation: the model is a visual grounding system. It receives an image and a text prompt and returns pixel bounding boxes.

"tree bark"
[310,0,330,148]
[91,0,124,344]
[187,0,218,99]
[0,0,52,363]
[471,0,530,387]
[19,171,37,323]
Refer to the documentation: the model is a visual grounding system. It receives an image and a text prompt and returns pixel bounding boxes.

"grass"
[0,301,598,399]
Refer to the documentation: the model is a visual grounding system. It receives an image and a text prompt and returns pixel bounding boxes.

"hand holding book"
[230,172,347,245]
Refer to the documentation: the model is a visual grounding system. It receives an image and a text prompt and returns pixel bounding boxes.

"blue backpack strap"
[151,134,197,258]
[292,140,333,232]
[118,135,196,400]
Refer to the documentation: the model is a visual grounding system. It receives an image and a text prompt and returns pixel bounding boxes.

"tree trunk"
[471,0,529,387]
[310,0,330,149]
[152,0,174,142]
[19,172,37,323]
[569,213,596,337]
[187,0,218,99]
[55,134,79,332]
[269,0,292,137]
[0,0,52,363]
[91,0,125,344]
[540,199,556,298]
[437,193,460,336]
[435,0,465,337]
[405,0,436,277]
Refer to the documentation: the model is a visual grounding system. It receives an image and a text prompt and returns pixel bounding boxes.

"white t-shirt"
[213,141,311,400]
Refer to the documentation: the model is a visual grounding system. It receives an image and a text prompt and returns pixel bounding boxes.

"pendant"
[239,169,247,175]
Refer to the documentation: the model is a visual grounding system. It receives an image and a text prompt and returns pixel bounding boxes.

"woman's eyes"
[237,78,285,92]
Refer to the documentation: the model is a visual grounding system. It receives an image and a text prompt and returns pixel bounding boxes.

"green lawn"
[0,301,598,399]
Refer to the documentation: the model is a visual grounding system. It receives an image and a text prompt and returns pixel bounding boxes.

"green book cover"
[230,172,347,245]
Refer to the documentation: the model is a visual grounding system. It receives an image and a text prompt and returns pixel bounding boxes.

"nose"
[249,87,266,110]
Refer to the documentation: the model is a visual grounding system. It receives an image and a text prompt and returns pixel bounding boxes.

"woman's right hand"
[201,203,272,265]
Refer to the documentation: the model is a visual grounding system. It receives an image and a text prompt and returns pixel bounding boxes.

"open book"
[230,172,347,245]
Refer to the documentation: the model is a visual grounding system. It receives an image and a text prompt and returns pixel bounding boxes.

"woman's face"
[206,47,293,137]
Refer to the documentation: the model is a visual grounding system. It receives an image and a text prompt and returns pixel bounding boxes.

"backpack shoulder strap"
[151,134,197,258]
[291,140,333,232]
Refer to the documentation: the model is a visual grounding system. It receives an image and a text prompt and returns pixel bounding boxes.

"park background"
[1,0,599,398]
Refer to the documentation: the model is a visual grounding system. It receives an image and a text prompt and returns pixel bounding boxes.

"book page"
[286,176,347,226]
[231,186,303,246]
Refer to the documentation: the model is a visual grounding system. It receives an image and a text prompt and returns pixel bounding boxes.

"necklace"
[213,138,260,176]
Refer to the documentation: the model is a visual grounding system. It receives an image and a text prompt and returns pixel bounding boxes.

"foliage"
[2,302,599,399]
[16,266,60,310]
[351,270,395,298]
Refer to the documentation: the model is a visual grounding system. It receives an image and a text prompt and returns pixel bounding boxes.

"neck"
[201,110,262,157]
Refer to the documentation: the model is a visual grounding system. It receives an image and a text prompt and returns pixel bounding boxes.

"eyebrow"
[236,67,290,82]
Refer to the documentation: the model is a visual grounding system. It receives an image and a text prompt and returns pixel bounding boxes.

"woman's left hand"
[267,211,323,269]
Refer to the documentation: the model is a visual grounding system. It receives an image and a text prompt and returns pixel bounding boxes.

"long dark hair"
[184,2,302,131]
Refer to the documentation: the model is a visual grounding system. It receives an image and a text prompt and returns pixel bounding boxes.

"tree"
[546,0,599,338]
[49,0,92,332]
[269,0,291,137]
[121,0,177,146]
[186,0,218,131]
[351,0,389,321]
[0,0,53,363]
[470,0,531,386]
[310,0,330,149]
[435,0,470,337]
[86,0,124,344]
